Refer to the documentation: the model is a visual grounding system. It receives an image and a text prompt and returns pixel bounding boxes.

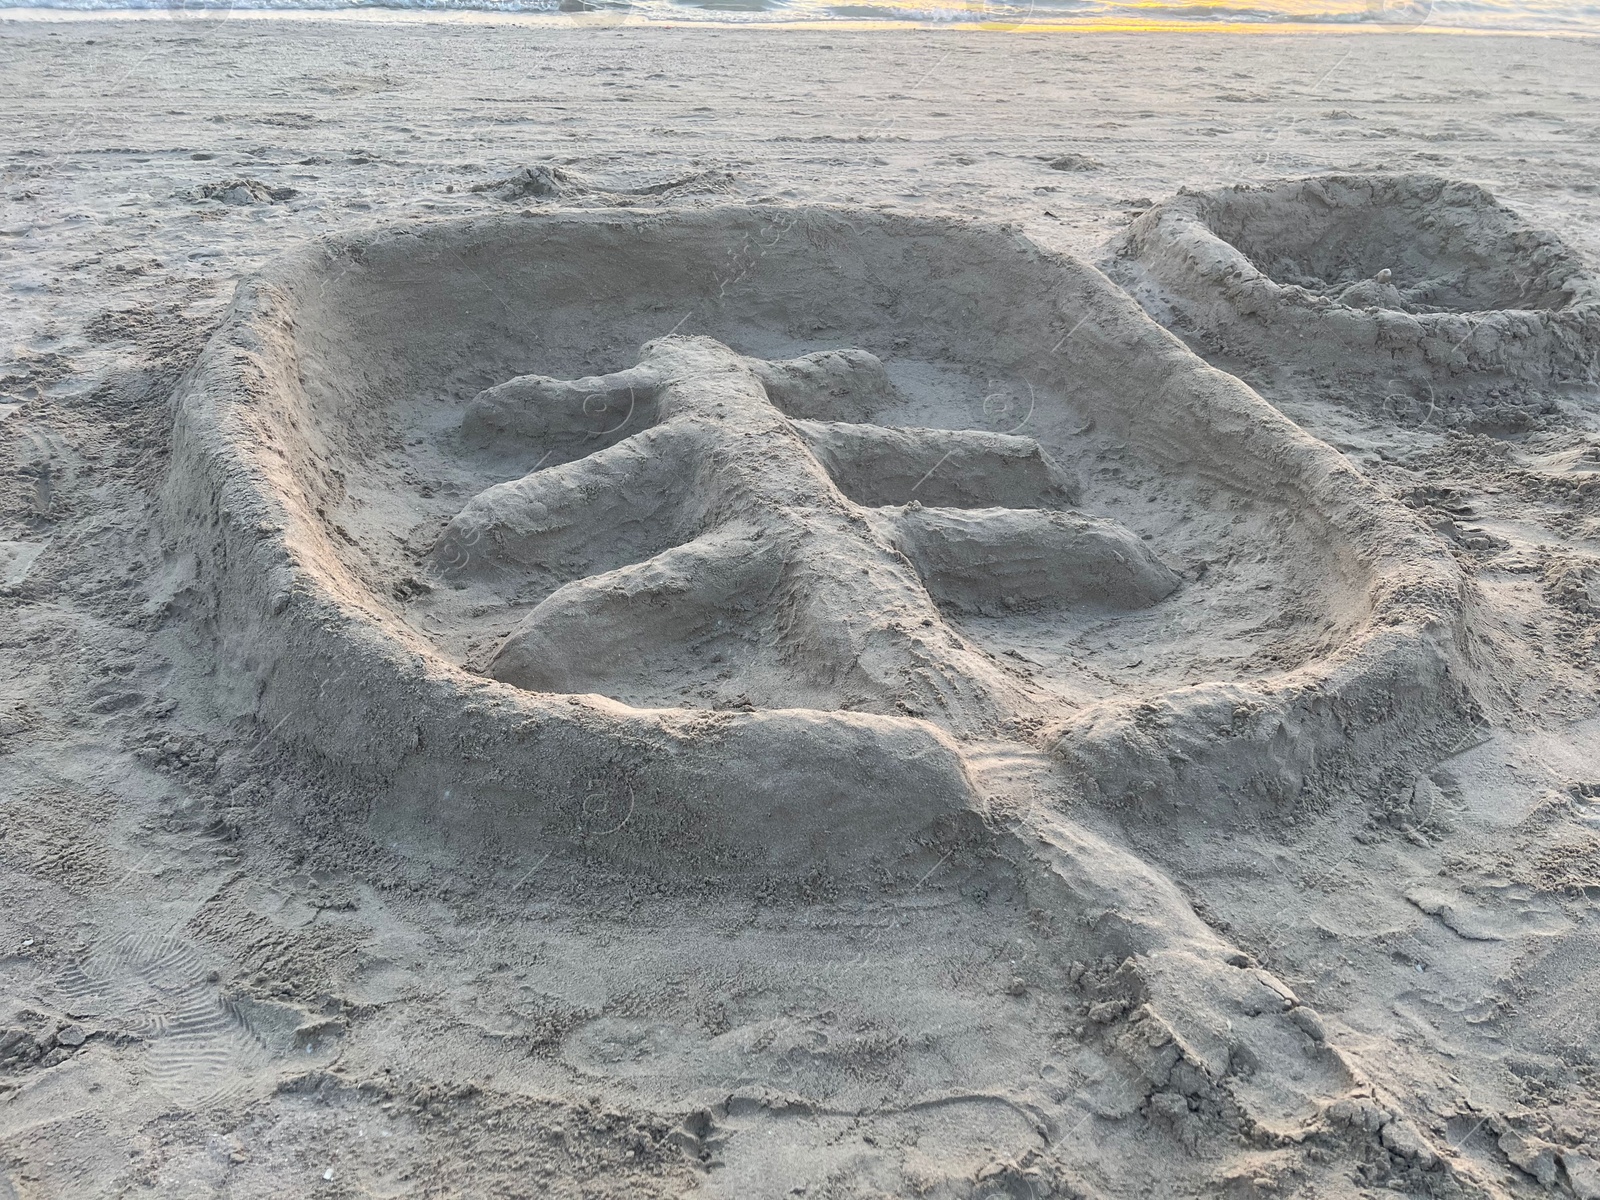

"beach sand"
[2,20,1600,1198]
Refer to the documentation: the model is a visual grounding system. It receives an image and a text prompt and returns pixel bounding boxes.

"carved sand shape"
[160,205,1475,868]
[160,206,1487,1173]
[432,335,1176,732]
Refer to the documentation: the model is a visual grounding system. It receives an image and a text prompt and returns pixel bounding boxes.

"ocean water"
[3,0,1596,32]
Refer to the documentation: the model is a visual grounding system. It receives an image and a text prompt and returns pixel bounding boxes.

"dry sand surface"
[2,20,1600,1199]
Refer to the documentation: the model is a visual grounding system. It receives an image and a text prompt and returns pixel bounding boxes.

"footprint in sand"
[58,932,269,1106]
[57,930,340,1107]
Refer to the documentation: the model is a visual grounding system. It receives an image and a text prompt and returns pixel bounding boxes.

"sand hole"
[419,335,1185,715]
[1194,174,1577,313]
[1119,174,1600,405]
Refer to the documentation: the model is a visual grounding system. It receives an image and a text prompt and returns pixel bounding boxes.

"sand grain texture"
[2,21,1600,1200]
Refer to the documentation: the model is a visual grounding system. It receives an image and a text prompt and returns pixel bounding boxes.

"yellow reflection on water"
[1,0,1582,33]
[858,0,1404,12]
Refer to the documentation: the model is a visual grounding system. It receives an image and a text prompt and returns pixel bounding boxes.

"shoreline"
[0,6,1592,34]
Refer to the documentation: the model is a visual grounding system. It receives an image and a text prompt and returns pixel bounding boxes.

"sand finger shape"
[1117,174,1600,425]
[435,334,1172,721]
[162,206,1485,1163]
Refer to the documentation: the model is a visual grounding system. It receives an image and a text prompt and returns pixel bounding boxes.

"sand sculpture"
[162,205,1482,1156]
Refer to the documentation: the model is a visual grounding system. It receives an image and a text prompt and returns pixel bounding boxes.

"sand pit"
[163,204,1474,869]
[1118,174,1600,427]
[152,204,1498,1167]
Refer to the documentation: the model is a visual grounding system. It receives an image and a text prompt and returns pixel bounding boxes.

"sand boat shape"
[160,205,1485,1149]
[1116,173,1600,421]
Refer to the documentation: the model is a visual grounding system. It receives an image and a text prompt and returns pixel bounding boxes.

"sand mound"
[470,164,588,201]
[469,164,738,205]
[191,178,298,206]
[1117,174,1600,422]
[160,206,1485,1157]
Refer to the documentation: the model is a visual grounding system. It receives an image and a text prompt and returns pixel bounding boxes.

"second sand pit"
[1118,174,1600,425]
